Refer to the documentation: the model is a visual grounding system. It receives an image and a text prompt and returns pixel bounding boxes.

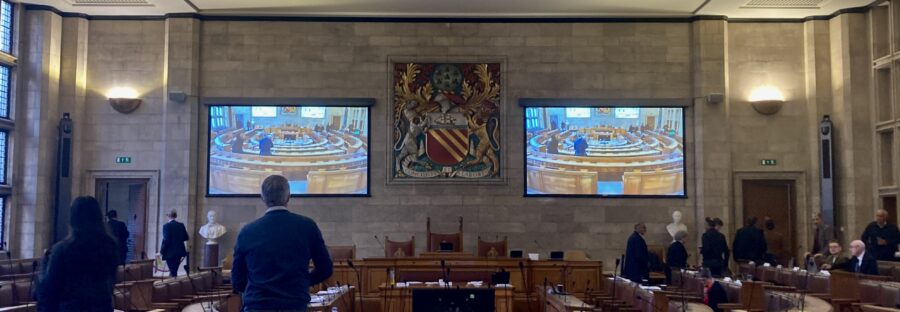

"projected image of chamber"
[525,106,685,196]
[207,105,369,196]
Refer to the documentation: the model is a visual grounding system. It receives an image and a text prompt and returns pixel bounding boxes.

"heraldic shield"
[425,126,469,166]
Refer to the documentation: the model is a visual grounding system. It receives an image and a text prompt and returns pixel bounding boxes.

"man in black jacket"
[232,175,333,311]
[160,210,189,277]
[848,240,879,275]
[107,210,130,264]
[861,209,900,261]
[623,223,649,284]
[732,217,767,264]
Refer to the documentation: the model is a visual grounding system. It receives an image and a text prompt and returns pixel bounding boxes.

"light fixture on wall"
[748,86,785,115]
[106,87,142,114]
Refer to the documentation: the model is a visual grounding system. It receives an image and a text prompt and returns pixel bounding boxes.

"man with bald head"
[861,209,900,261]
[848,240,878,275]
[231,175,333,311]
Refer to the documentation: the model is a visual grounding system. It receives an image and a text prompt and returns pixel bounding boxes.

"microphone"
[347,260,365,312]
[440,260,448,286]
[612,257,621,300]
[533,240,544,254]
[373,235,386,254]
[28,261,37,302]
[520,261,533,312]
[187,266,211,312]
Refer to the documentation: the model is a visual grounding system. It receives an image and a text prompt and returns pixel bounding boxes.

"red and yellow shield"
[425,128,469,166]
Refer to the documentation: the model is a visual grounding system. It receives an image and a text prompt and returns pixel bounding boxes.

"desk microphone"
[612,258,621,300]
[28,261,37,301]
[373,235,386,253]
[347,260,364,312]
[533,240,545,253]
[520,261,532,312]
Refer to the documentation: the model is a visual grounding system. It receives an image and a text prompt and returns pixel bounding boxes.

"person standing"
[811,212,834,256]
[232,175,333,311]
[732,217,767,264]
[106,210,130,265]
[666,230,689,284]
[848,240,879,275]
[701,217,729,277]
[231,133,244,154]
[37,196,120,311]
[259,133,274,156]
[623,223,649,283]
[573,134,588,156]
[160,210,189,277]
[861,209,900,261]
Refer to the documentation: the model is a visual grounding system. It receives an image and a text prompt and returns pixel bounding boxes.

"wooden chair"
[327,245,356,261]
[476,236,507,258]
[384,236,415,257]
[426,216,463,252]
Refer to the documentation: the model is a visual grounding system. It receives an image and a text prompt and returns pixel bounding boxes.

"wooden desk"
[323,257,601,312]
[536,285,593,312]
[379,284,513,312]
[210,287,354,312]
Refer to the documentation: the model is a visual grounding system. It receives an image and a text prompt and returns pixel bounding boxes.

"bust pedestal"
[203,243,219,268]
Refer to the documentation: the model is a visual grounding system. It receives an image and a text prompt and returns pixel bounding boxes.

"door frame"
[732,171,808,265]
[95,178,150,262]
[84,170,161,257]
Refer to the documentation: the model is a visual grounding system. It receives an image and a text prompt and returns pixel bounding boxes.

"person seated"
[819,240,850,271]
[847,240,879,275]
[701,268,727,312]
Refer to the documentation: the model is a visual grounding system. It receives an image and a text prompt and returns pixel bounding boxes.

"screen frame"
[203,97,374,198]
[519,98,689,198]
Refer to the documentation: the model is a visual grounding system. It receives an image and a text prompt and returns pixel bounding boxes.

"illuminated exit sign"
[115,156,132,164]
[760,159,777,166]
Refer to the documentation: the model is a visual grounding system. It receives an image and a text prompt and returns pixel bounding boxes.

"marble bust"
[199,210,227,244]
[666,210,688,241]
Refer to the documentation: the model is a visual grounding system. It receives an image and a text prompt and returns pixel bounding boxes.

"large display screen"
[525,106,685,197]
[207,105,369,196]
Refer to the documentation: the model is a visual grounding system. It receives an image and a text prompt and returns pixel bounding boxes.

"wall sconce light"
[106,87,142,114]
[748,86,785,115]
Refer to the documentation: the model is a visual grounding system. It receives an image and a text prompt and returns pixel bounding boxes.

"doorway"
[96,179,149,262]
[883,195,898,225]
[741,180,795,266]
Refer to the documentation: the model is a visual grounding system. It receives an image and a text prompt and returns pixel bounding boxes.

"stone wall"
[9,7,875,271]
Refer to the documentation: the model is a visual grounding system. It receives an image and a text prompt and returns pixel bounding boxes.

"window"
[210,107,226,129]
[0,197,5,249]
[0,66,8,119]
[0,131,7,185]
[0,1,11,54]
[526,107,543,130]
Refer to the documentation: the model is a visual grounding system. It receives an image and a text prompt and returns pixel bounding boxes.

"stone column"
[691,19,731,255]
[58,17,89,201]
[13,10,62,258]
[160,17,202,268]
[828,13,873,242]
[802,20,832,250]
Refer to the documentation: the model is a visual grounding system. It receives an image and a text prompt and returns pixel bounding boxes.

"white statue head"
[207,210,218,224]
[672,211,683,224]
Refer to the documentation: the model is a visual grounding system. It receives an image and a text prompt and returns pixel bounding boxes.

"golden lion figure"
[465,113,499,176]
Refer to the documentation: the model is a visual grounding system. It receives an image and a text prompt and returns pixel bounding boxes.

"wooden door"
[884,195,898,225]
[645,115,656,131]
[742,180,795,266]
[96,179,149,262]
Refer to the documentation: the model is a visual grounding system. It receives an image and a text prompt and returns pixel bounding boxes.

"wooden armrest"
[665,294,703,302]
[763,285,796,291]
[850,302,878,307]
[149,302,180,309]
[0,304,36,312]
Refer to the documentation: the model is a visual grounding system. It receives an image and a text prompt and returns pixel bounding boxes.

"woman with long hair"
[37,196,120,311]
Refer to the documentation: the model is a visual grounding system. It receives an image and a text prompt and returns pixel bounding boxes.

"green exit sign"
[115,156,132,164]
[761,159,777,166]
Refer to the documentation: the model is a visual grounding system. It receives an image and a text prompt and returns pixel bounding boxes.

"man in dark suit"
[232,175,333,311]
[666,230,689,284]
[623,223,649,284]
[861,209,900,261]
[107,210,130,264]
[732,217,767,264]
[160,210,189,277]
[848,240,879,275]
